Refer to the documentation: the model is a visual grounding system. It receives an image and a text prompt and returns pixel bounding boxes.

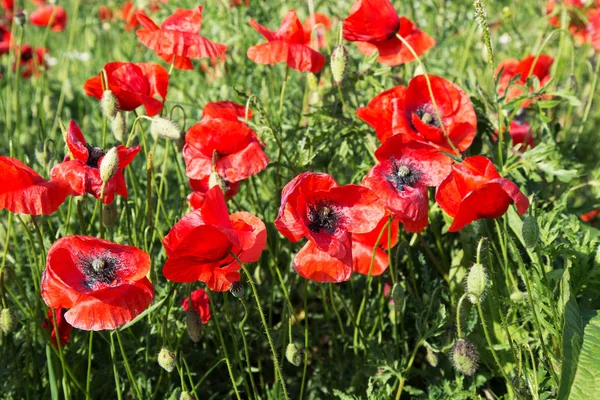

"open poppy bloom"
[303,13,331,50]
[116,1,139,31]
[181,289,211,324]
[343,0,435,66]
[496,54,554,104]
[546,0,594,45]
[0,156,70,215]
[363,137,453,232]
[247,10,326,73]
[43,308,73,348]
[41,236,154,331]
[50,120,141,204]
[98,6,114,22]
[30,5,67,32]
[184,101,268,183]
[275,172,385,282]
[163,186,267,291]
[84,61,169,117]
[136,6,227,70]
[188,177,240,209]
[435,156,529,232]
[358,75,477,154]
[13,46,49,78]
[352,215,399,276]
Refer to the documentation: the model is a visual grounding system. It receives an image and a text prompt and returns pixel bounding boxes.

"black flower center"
[415,106,440,128]
[307,200,340,234]
[78,253,120,289]
[86,145,106,168]
[386,159,420,191]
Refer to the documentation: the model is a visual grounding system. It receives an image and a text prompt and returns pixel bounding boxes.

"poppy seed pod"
[466,263,487,304]
[151,117,181,141]
[111,112,126,143]
[100,147,119,183]
[451,339,479,376]
[100,90,118,120]
[330,45,348,85]
[185,311,203,343]
[522,215,539,249]
[0,308,18,334]
[229,281,244,299]
[157,347,176,373]
[285,342,304,367]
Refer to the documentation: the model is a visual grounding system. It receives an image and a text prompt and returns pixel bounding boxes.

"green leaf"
[119,296,168,331]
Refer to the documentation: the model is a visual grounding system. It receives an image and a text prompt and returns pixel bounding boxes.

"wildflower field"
[2,0,600,398]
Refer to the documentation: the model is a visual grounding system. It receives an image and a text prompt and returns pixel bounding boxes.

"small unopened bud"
[179,392,195,400]
[111,112,126,143]
[100,90,118,120]
[102,202,118,227]
[391,283,404,309]
[185,311,202,343]
[466,263,487,304]
[157,347,176,373]
[285,342,304,367]
[426,347,438,367]
[330,45,348,85]
[510,290,527,303]
[14,12,26,27]
[35,141,52,167]
[452,339,479,376]
[522,215,539,249]
[0,308,18,334]
[151,117,181,141]
[208,171,227,194]
[229,281,244,299]
[100,147,119,183]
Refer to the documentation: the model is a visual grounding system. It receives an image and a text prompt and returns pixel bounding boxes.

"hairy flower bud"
[391,283,404,309]
[229,281,244,299]
[100,147,119,183]
[185,311,202,343]
[151,117,181,141]
[102,202,118,227]
[157,347,176,373]
[466,263,487,304]
[14,12,26,27]
[452,339,479,376]
[208,171,227,193]
[521,215,539,249]
[179,392,195,400]
[285,342,304,367]
[330,45,348,85]
[0,308,18,334]
[426,347,438,367]
[111,112,126,143]
[100,90,118,120]
[510,290,527,303]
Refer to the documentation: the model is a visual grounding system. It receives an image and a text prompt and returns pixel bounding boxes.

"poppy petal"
[247,41,289,66]
[293,241,352,283]
[343,0,400,42]
[249,18,277,41]
[287,43,326,73]
[161,6,203,33]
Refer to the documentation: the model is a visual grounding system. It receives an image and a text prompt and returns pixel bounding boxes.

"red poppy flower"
[546,0,591,45]
[43,308,73,347]
[303,13,331,50]
[230,0,249,6]
[496,54,554,104]
[183,101,268,183]
[181,289,211,324]
[358,75,477,154]
[590,9,600,51]
[83,61,169,117]
[0,25,10,56]
[50,120,141,204]
[247,10,326,73]
[435,156,529,232]
[163,187,267,291]
[30,5,67,32]
[0,156,70,215]
[98,6,114,22]
[117,1,139,31]
[136,6,227,70]
[1,0,13,12]
[41,236,154,331]
[352,215,399,276]
[343,0,435,66]
[188,177,240,209]
[275,172,385,270]
[581,209,600,224]
[363,138,453,232]
[13,46,49,79]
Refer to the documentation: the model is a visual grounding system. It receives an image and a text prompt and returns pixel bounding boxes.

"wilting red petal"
[287,43,326,73]
[508,119,535,149]
[249,18,276,41]
[30,6,68,32]
[293,241,352,283]
[343,0,400,42]
[181,289,211,324]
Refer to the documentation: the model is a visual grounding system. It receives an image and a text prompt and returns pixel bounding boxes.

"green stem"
[86,332,93,399]
[114,330,143,400]
[239,300,259,399]
[110,333,123,400]
[279,65,290,121]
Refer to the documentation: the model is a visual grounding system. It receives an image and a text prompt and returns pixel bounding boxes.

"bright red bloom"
[136,6,227,70]
[184,101,268,183]
[188,177,240,209]
[581,209,600,224]
[352,215,399,276]
[0,156,70,215]
[30,5,67,32]
[357,75,477,154]
[43,308,73,347]
[363,138,453,232]
[343,0,435,66]
[181,289,211,324]
[0,25,10,55]
[435,156,529,232]
[590,8,600,51]
[247,10,326,73]
[13,46,49,78]
[303,13,331,50]
[275,172,385,274]
[98,6,114,22]
[496,54,554,104]
[117,1,139,31]
[50,120,141,204]
[546,0,592,45]
[83,61,169,117]
[163,187,267,291]
[230,0,249,6]
[41,236,154,331]
[1,0,13,12]
[507,112,535,149]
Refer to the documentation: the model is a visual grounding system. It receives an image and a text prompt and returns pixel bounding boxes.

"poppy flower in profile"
[0,156,70,215]
[435,156,529,232]
[41,236,154,331]
[589,9,600,52]
[275,172,385,282]
[343,0,435,66]
[117,1,139,31]
[13,46,49,78]
[303,13,331,50]
[136,6,227,70]
[184,101,268,184]
[247,10,326,73]
[496,54,554,104]
[358,75,477,154]
[363,137,453,232]
[352,215,399,276]
[163,187,267,291]
[188,177,240,209]
[30,5,67,32]
[43,308,73,347]
[181,289,211,324]
[98,6,114,22]
[581,209,600,225]
[84,61,169,117]
[50,120,141,204]
[0,25,10,55]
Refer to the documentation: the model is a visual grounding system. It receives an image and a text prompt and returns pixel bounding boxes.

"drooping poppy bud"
[285,342,304,367]
[229,281,244,299]
[100,90,118,120]
[180,392,195,400]
[330,45,348,85]
[151,117,181,141]
[466,263,487,304]
[521,215,539,249]
[391,282,404,309]
[0,308,18,333]
[510,291,527,303]
[100,147,119,183]
[157,347,176,373]
[452,339,479,376]
[102,202,118,227]
[426,347,438,367]
[111,112,126,143]
[185,311,202,343]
